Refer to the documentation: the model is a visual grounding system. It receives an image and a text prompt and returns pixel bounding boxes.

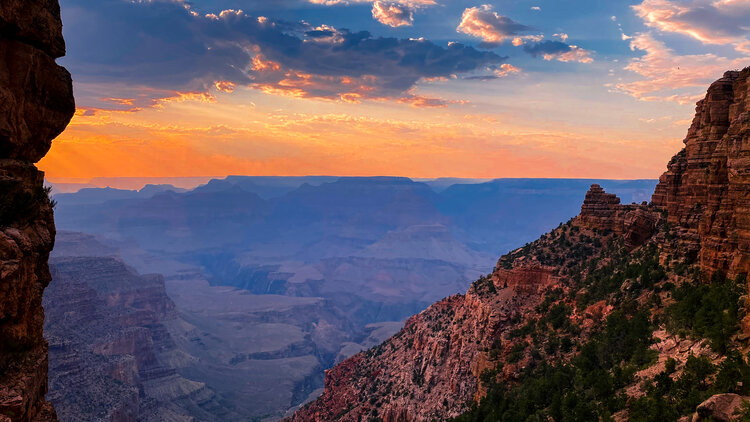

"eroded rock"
[0,0,75,420]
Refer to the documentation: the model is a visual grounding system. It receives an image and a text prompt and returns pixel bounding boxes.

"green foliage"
[472,275,497,296]
[737,399,750,421]
[507,342,528,363]
[509,319,537,339]
[630,355,716,420]
[540,303,572,331]
[576,244,666,308]
[454,310,653,422]
[665,275,743,353]
[0,181,54,227]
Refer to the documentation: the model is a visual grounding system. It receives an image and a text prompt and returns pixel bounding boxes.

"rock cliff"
[44,256,235,422]
[290,68,750,422]
[0,0,74,421]
[652,69,750,280]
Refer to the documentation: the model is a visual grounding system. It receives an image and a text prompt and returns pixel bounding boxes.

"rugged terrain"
[289,69,750,421]
[0,0,74,420]
[52,177,656,331]
[44,231,384,421]
[46,176,656,419]
[44,250,234,421]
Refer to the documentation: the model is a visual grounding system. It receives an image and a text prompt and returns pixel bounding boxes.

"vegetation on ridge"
[456,216,750,422]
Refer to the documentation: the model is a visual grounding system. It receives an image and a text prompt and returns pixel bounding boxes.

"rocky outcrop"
[652,69,750,280]
[0,0,74,162]
[288,232,589,421]
[291,70,750,421]
[44,256,232,421]
[693,393,748,421]
[0,0,74,420]
[579,184,658,248]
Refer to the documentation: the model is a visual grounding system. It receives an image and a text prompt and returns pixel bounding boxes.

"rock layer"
[44,256,231,422]
[0,0,74,420]
[291,69,750,421]
[579,184,658,248]
[652,69,750,280]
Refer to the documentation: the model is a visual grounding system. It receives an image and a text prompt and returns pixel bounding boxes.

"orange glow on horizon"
[38,86,687,181]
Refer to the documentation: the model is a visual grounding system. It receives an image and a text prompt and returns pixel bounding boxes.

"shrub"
[665,275,743,353]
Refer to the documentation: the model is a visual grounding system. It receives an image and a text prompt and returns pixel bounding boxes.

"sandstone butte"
[288,68,750,422]
[0,0,75,421]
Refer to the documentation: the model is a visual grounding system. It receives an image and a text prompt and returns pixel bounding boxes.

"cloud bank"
[63,0,505,108]
[633,0,750,50]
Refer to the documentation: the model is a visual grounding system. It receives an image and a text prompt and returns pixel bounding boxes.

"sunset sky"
[40,0,750,180]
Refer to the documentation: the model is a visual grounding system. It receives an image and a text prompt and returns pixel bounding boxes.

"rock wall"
[44,256,231,422]
[290,70,750,422]
[0,0,74,420]
[652,68,750,280]
[579,184,658,248]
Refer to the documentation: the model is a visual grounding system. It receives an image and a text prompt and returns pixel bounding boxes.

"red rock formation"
[578,184,658,248]
[0,0,74,420]
[491,264,558,295]
[579,184,622,230]
[288,260,565,421]
[693,393,748,422]
[290,68,750,422]
[652,69,750,280]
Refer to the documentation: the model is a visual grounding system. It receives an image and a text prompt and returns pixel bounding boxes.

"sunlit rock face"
[289,68,750,422]
[0,0,74,420]
[652,69,750,280]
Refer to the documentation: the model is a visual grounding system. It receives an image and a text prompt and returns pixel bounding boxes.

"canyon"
[6,2,750,421]
[289,68,750,421]
[44,177,656,420]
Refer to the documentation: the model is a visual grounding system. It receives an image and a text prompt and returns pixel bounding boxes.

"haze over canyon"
[4,0,750,421]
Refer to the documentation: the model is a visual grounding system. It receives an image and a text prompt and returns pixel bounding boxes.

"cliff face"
[0,0,74,421]
[579,184,658,248]
[44,256,234,422]
[288,218,626,421]
[291,69,750,422]
[652,69,750,280]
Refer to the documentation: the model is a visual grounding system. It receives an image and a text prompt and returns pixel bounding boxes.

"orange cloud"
[155,91,217,106]
[102,97,136,106]
[614,33,748,103]
[372,1,414,27]
[251,55,282,72]
[544,45,593,63]
[40,95,683,181]
[633,0,750,52]
[457,5,534,44]
[214,81,237,93]
[494,64,521,77]
[397,96,453,108]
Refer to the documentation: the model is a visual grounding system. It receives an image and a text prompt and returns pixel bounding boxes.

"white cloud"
[494,63,521,77]
[457,5,535,44]
[372,1,414,27]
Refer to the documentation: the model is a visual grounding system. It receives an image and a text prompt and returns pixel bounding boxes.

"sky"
[39,0,750,180]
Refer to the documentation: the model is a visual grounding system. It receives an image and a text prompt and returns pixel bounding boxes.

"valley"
[44,177,656,420]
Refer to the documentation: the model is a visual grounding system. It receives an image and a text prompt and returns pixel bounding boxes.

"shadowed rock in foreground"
[0,0,74,420]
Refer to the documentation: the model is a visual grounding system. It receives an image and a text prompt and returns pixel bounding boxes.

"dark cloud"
[522,40,593,63]
[61,0,504,106]
[305,29,336,38]
[523,41,571,57]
